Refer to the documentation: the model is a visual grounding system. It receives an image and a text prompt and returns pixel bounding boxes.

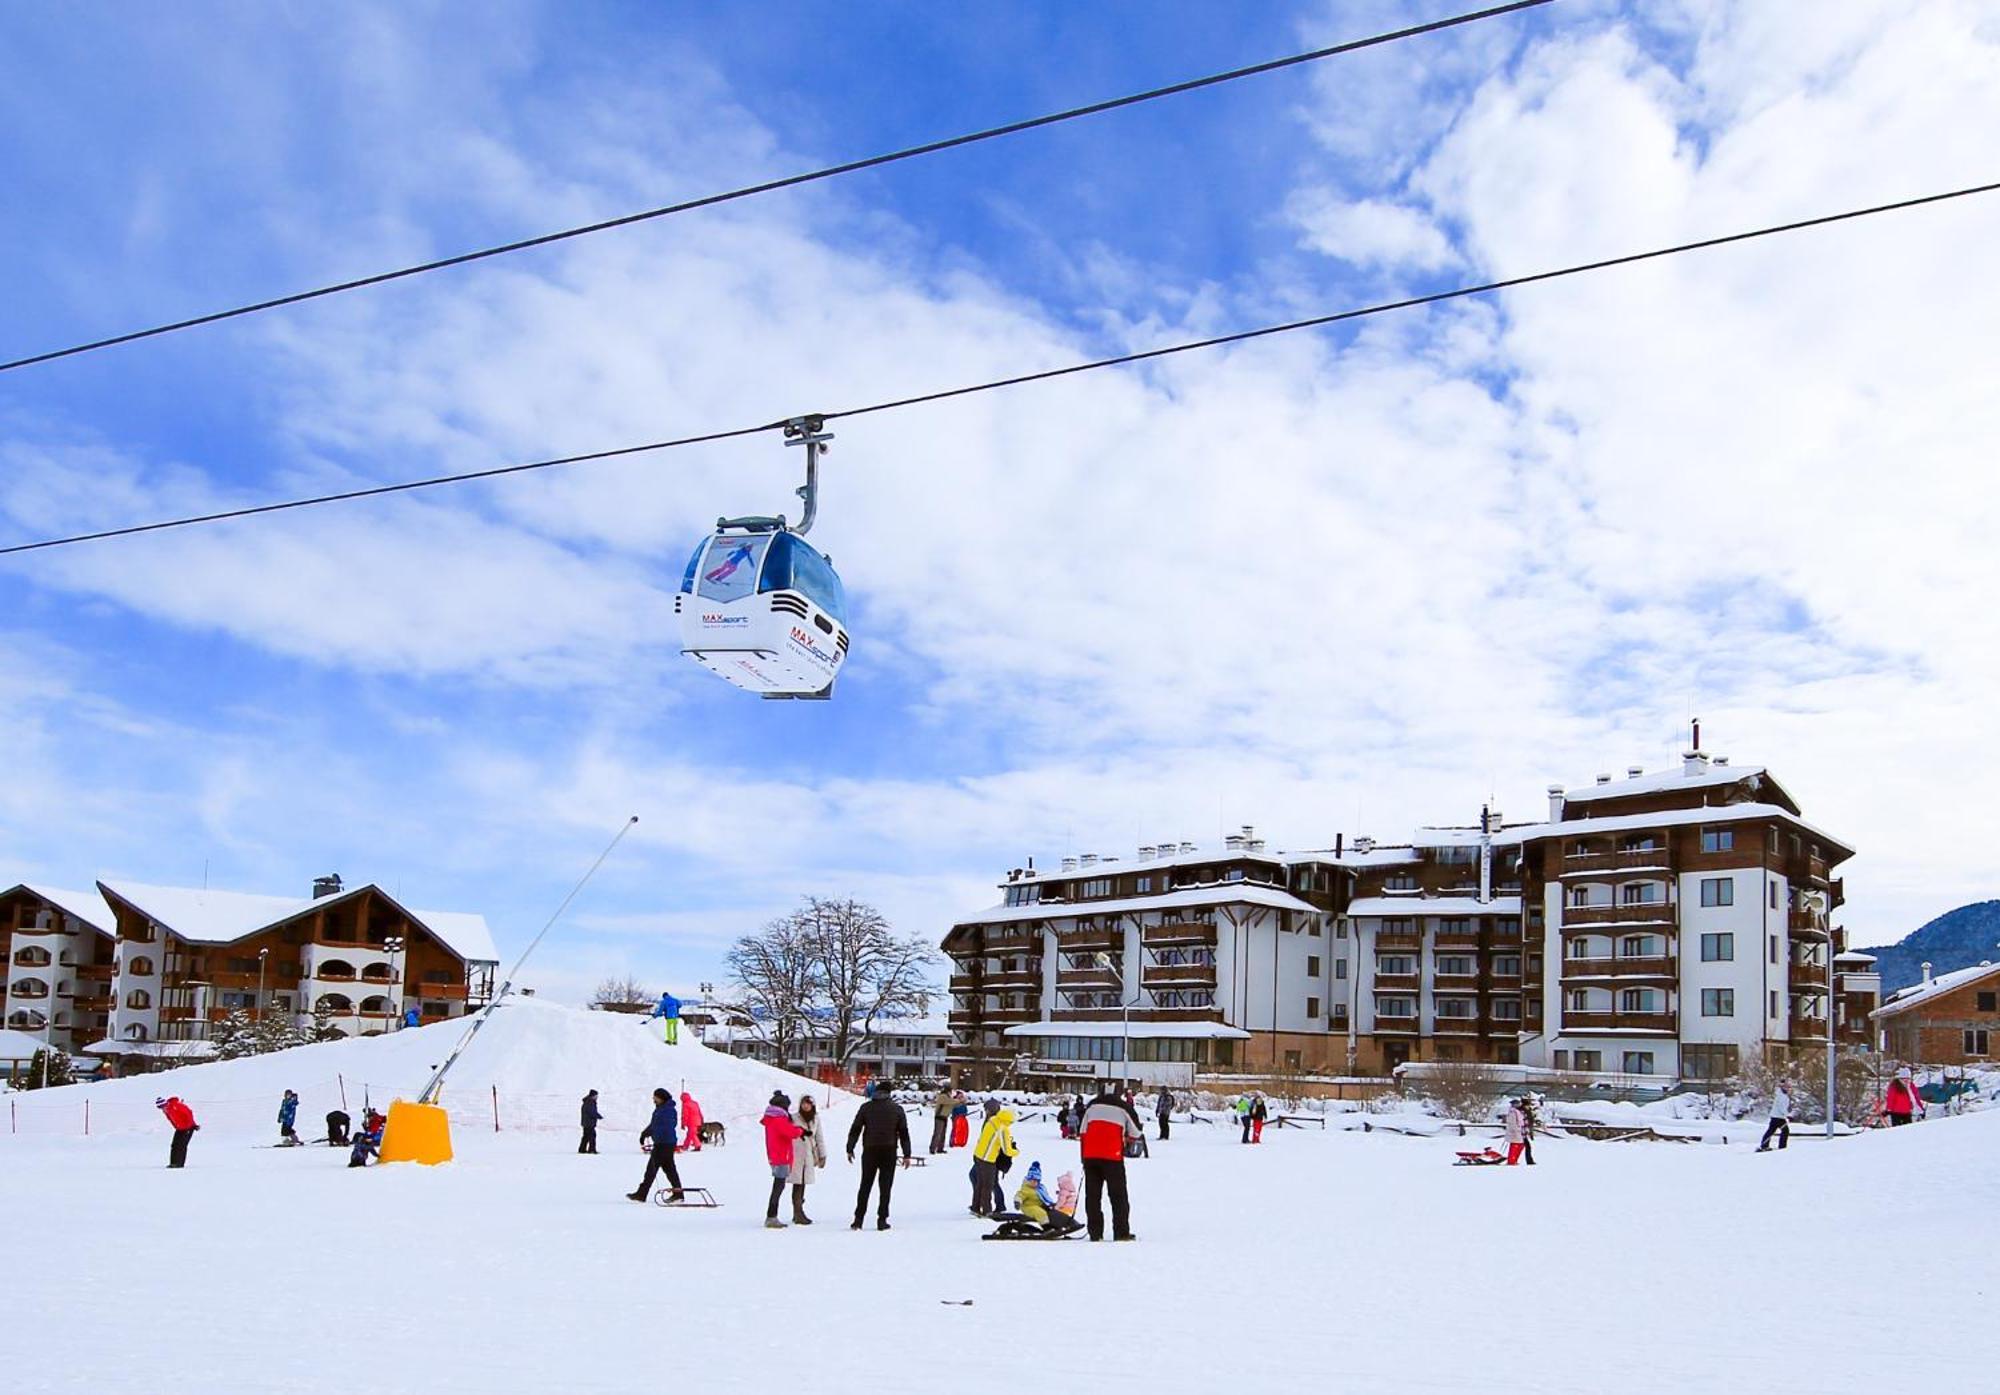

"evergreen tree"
[20,1047,74,1089]
[308,999,343,1043]
[211,1009,259,1060]
[252,1009,309,1054]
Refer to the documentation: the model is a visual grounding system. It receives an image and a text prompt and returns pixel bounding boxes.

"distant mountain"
[1863,901,2000,995]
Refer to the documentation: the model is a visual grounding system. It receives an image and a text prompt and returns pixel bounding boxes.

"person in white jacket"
[788,1094,829,1225]
[1504,1099,1529,1166]
[1757,1082,1793,1152]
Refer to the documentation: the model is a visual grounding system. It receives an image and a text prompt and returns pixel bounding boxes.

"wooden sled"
[653,1187,720,1208]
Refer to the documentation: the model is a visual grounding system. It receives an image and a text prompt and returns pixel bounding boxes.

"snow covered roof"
[1346,896,1523,918]
[1834,951,1878,963]
[0,1027,58,1060]
[96,880,500,965]
[1871,962,2000,1020]
[1502,803,1853,857]
[4,884,116,936]
[1003,1020,1252,1040]
[78,1038,218,1060]
[1560,762,1777,806]
[954,882,1319,929]
[998,838,1427,890]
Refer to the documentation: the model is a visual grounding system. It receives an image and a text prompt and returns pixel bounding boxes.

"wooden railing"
[1563,904,1673,927]
[1562,955,1676,981]
[1562,1010,1677,1032]
[1562,848,1669,875]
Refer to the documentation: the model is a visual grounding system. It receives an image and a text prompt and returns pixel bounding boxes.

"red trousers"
[1251,1119,1264,1143]
[1505,1141,1525,1165]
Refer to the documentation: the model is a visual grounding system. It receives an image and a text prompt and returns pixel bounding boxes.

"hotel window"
[1306,955,1321,977]
[1436,998,1476,1019]
[1769,882,1779,909]
[1566,938,1599,960]
[1701,829,1734,853]
[1700,933,1734,962]
[1618,988,1660,1013]
[1308,918,1321,937]
[1306,996,1320,1019]
[1699,877,1734,907]
[1964,1030,1990,1057]
[1552,1050,1570,1070]
[1436,955,1474,976]
[1226,869,1245,883]
[1336,920,1348,939]
[1493,955,1521,977]
[1770,990,1779,1018]
[1334,960,1348,980]
[1701,988,1734,1017]
[1135,876,1152,894]
[1384,873,1417,891]
[1491,998,1522,1021]
[1621,1051,1655,1075]
[1378,955,1415,976]
[1979,992,1997,1013]
[1621,882,1663,905]
[1573,1050,1603,1071]
[1081,878,1113,898]
[1618,935,1664,958]
[1383,919,1414,936]
[1438,918,1472,936]
[1564,989,1590,1012]
[1330,1002,1348,1023]
[1770,935,1780,965]
[1376,996,1416,1018]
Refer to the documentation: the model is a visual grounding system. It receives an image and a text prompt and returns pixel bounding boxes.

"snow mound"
[10,998,844,1141]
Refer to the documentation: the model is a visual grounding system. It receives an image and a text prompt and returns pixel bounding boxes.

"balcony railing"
[1432,971,1481,992]
[1374,927,1421,947]
[1373,973,1419,993]
[1562,848,1670,876]
[980,931,1043,955]
[1143,921,1216,946]
[1056,929,1120,953]
[73,962,116,982]
[1433,1014,1484,1035]
[71,994,114,1013]
[1562,1010,1677,1033]
[1788,911,1830,937]
[1563,903,1673,927]
[1562,956,1676,981]
[1141,962,1216,986]
[1433,927,1482,947]
[1055,965,1119,988]
[1791,1017,1831,1040]
[1373,1014,1420,1034]
[1789,964,1829,992]
[982,968,1043,990]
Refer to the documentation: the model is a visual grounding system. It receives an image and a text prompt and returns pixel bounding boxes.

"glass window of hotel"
[1135,876,1152,893]
[1980,991,1998,1012]
[1436,955,1474,976]
[1438,918,1471,935]
[1699,876,1734,907]
[1384,873,1417,891]
[1336,920,1347,939]
[1493,955,1521,976]
[1565,937,1601,959]
[1620,834,1660,852]
[1700,933,1734,962]
[1436,997,1476,1018]
[1965,1029,1990,1056]
[1224,868,1244,883]
[1622,1051,1655,1074]
[1306,955,1321,976]
[1491,998,1522,1020]
[1334,959,1348,979]
[1572,1049,1603,1071]
[1553,1049,1571,1069]
[1377,996,1415,1017]
[1701,828,1735,853]
[1620,881,1663,905]
[1618,988,1660,1013]
[1618,934,1664,958]
[1701,988,1735,1016]
[1378,954,1415,976]
[1564,989,1590,1011]
[1306,996,1321,1018]
[1383,918,1414,935]
[1081,878,1113,898]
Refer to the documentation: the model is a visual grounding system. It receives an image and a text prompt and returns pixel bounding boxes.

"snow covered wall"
[5,998,846,1141]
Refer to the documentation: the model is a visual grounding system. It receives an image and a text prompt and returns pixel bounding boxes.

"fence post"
[9,1096,14,1133]
[339,1074,348,1111]
[84,1099,90,1135]
[491,1085,500,1133]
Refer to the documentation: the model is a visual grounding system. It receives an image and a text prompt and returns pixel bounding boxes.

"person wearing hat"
[1013,1160,1080,1233]
[277,1089,300,1146]
[579,1089,602,1154]
[761,1091,806,1228]
[157,1096,198,1168]
[845,1077,913,1230]
[627,1088,684,1203]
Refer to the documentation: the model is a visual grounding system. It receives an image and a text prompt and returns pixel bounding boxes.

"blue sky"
[4,1,1998,998]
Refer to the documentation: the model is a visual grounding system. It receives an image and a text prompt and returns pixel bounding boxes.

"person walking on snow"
[929,1082,954,1154]
[1250,1092,1269,1144]
[277,1089,299,1145]
[1155,1087,1174,1141]
[680,1092,705,1152]
[627,1088,684,1203]
[1504,1098,1529,1165]
[971,1101,1018,1216]
[1078,1087,1143,1241]
[788,1094,828,1225]
[846,1079,913,1230]
[1236,1094,1253,1144]
[579,1089,602,1154]
[157,1096,197,1168]
[651,991,682,1046]
[1519,1095,1539,1165]
[1884,1071,1924,1127]
[1758,1082,1793,1151]
[761,1091,806,1228]
[949,1091,971,1149]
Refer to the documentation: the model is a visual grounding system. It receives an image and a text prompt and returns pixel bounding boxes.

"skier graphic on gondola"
[703,543,756,585]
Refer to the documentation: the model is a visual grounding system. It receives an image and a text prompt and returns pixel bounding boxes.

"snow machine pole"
[416,815,640,1108]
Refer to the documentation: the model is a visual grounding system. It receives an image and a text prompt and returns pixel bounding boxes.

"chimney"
[1027,856,1034,873]
[1354,836,1375,854]
[1714,756,1730,767]
[1335,832,1345,857]
[1547,786,1565,821]
[1224,833,1245,852]
[1626,765,1644,779]
[1248,838,1266,853]
[1079,853,1098,867]
[1061,857,1078,873]
[313,874,344,900]
[1138,845,1155,862]
[1596,773,1613,785]
[1682,750,1708,777]
[1179,841,1196,854]
[1921,961,1933,987]
[1692,716,1701,751]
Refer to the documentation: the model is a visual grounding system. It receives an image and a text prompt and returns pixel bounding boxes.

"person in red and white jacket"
[156,1096,198,1169]
[1077,1088,1144,1242]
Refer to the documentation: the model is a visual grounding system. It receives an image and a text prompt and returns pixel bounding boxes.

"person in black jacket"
[579,1089,602,1154]
[844,1086,912,1231]
[626,1088,683,1203]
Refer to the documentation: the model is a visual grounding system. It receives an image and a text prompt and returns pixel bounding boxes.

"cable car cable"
[1,176,1991,559]
[0,1,1554,376]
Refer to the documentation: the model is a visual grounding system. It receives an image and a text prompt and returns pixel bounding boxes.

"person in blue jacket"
[651,991,682,1046]
[277,1089,300,1145]
[627,1087,684,1203]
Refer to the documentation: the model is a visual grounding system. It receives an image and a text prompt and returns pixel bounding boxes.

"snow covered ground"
[10,1002,1999,1394]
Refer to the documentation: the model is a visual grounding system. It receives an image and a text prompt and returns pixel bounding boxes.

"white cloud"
[1288,190,1458,269]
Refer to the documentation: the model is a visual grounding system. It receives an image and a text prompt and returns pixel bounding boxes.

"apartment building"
[86,876,497,1069]
[0,884,118,1053]
[940,748,1859,1087]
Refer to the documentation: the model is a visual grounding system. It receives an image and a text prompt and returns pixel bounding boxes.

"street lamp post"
[384,936,406,1030]
[1096,951,1135,1091]
[256,948,269,1024]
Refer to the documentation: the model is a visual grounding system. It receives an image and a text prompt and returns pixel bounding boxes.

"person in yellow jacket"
[968,1100,1017,1217]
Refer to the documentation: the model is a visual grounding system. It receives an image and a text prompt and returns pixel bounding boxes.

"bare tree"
[726,912,821,1070]
[793,896,938,1069]
[592,974,652,1009]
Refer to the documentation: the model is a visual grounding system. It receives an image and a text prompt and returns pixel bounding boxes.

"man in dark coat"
[579,1089,602,1154]
[844,1084,912,1230]
[627,1088,683,1202]
[1078,1088,1143,1241]
[1155,1086,1173,1141]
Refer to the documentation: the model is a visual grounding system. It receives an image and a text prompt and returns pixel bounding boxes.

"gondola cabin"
[676,529,848,698]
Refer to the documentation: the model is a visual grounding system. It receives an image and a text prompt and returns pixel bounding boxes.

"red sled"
[1454,1148,1506,1166]
[950,1114,969,1148]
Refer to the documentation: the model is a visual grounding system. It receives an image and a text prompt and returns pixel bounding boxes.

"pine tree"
[211,1009,259,1060]
[308,999,343,1043]
[252,1009,309,1054]
[21,1047,74,1089]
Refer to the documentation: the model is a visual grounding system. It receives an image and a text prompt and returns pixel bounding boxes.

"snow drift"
[7,998,847,1141]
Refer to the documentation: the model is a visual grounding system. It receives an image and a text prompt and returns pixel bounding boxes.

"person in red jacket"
[761,1091,805,1229]
[156,1096,198,1168]
[680,1092,705,1152]
[1884,1071,1924,1127]
[1077,1088,1143,1242]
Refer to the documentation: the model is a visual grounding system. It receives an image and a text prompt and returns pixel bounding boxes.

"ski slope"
[7,1008,1999,1395]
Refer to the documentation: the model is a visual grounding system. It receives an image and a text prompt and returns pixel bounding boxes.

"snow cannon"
[378,1100,453,1165]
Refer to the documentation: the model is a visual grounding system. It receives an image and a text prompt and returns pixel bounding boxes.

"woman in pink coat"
[680,1092,705,1151]
[761,1091,805,1229]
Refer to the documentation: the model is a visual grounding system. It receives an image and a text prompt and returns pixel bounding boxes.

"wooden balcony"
[1142,959,1216,983]
[1561,847,1671,876]
[72,962,115,983]
[983,968,1043,991]
[1142,921,1216,947]
[1790,1017,1831,1041]
[980,931,1043,956]
[946,1009,979,1030]
[1433,1014,1484,1035]
[1562,956,1675,982]
[1562,1010,1677,1033]
[1433,972,1481,992]
[1374,927,1421,947]
[1788,911,1831,938]
[1373,1014,1420,1034]
[984,1003,1039,1024]
[1434,927,1482,947]
[1373,973,1419,993]
[1056,929,1120,954]
[1789,964,1829,992]
[1563,904,1673,928]
[71,994,114,1013]
[1056,965,1119,988]
[948,973,981,994]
